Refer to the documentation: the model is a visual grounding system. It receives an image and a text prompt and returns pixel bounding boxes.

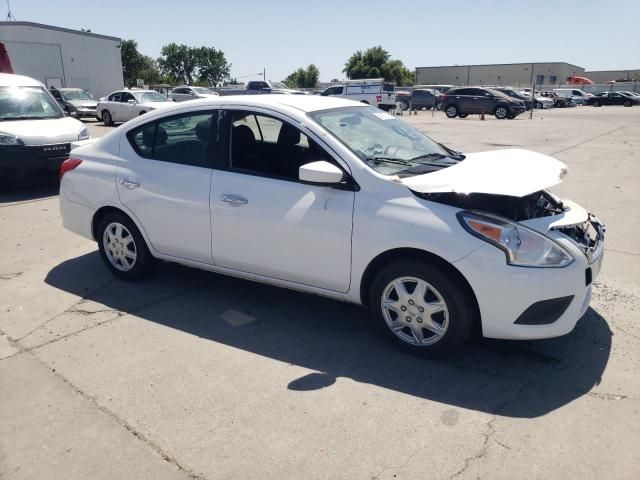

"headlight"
[78,126,90,140]
[0,132,25,146]
[457,211,574,268]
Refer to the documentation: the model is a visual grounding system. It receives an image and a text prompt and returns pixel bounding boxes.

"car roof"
[177,94,363,113]
[0,73,44,87]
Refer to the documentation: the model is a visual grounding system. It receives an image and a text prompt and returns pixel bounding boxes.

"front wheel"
[368,260,474,356]
[102,110,113,126]
[445,105,458,118]
[592,100,600,107]
[494,106,509,119]
[624,100,632,107]
[97,212,152,280]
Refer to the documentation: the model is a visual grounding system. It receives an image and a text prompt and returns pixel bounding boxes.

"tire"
[536,102,543,109]
[368,260,474,356]
[507,114,515,119]
[102,110,113,126]
[458,113,468,118]
[97,211,152,280]
[624,100,631,107]
[445,105,458,118]
[494,106,509,119]
[593,100,600,107]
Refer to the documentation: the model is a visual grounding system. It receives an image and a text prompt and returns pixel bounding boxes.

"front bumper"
[0,143,71,181]
[453,216,604,340]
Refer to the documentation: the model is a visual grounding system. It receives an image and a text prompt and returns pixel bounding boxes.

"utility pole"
[263,68,265,81]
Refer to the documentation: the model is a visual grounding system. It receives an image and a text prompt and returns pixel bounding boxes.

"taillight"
[60,158,82,181]
[441,94,448,101]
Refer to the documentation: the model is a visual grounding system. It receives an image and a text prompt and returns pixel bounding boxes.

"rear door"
[116,110,215,264]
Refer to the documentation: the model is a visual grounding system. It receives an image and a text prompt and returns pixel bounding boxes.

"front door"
[210,109,354,292]
[116,110,215,264]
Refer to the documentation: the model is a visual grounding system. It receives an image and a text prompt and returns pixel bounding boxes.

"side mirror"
[127,99,136,105]
[299,161,344,185]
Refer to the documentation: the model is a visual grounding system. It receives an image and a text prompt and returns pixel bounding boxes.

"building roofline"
[584,69,640,73]
[416,62,584,70]
[0,21,121,42]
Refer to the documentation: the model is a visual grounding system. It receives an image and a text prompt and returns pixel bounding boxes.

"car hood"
[0,116,84,145]
[67,99,97,107]
[400,149,568,197]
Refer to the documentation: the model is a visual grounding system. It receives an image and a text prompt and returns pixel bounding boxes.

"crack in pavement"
[0,271,23,280]
[550,125,627,155]
[448,379,534,480]
[586,391,637,401]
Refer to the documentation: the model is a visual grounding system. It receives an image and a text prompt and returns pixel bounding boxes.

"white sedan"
[169,85,219,102]
[96,89,174,126]
[59,95,604,355]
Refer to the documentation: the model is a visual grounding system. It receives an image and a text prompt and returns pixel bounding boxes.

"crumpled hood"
[0,116,84,145]
[401,149,568,197]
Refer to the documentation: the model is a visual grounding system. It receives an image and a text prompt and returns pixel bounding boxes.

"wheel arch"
[359,247,481,331]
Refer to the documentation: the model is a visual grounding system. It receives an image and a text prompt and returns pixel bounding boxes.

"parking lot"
[1,106,639,479]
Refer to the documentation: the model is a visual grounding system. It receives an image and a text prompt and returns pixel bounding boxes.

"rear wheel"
[593,100,600,107]
[102,110,113,126]
[445,105,458,118]
[368,260,474,356]
[494,106,509,119]
[97,212,152,280]
[624,100,631,107]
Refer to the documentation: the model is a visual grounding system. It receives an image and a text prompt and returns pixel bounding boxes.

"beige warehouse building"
[416,62,586,87]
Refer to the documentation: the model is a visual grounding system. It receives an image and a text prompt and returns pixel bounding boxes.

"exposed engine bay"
[416,189,566,221]
[556,215,604,261]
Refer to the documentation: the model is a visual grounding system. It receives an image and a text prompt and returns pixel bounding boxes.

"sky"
[4,0,640,82]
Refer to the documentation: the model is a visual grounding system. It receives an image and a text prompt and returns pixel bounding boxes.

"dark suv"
[441,87,526,119]
[396,88,441,111]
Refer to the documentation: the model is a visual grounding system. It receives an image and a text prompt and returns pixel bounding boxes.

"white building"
[0,21,123,97]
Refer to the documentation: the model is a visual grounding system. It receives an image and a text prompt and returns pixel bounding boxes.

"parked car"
[491,87,533,110]
[553,88,591,106]
[59,95,604,356]
[396,88,441,111]
[96,89,174,126]
[50,87,98,118]
[0,73,88,184]
[213,81,305,96]
[169,85,219,102]
[587,92,639,107]
[414,84,456,93]
[620,91,640,99]
[540,91,575,108]
[320,78,396,111]
[441,87,526,119]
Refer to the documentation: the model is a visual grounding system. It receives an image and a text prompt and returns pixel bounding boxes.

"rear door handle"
[119,178,140,189]
[221,194,248,206]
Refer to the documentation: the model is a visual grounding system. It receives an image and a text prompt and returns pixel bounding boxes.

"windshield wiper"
[365,156,415,166]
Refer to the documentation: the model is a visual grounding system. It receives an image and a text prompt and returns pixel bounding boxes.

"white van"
[1,73,89,183]
[553,88,591,105]
[321,78,396,110]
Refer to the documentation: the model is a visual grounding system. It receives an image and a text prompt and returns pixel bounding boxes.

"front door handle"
[221,194,248,206]
[119,178,140,189]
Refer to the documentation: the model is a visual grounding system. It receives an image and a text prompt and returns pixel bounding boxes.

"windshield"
[62,89,93,101]
[192,87,211,95]
[0,86,64,121]
[309,106,461,177]
[135,91,169,103]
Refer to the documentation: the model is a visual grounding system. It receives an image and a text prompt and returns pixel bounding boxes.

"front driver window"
[229,111,324,180]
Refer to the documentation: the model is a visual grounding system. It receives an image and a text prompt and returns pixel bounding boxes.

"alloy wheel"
[102,222,137,272]
[495,107,508,119]
[445,106,457,118]
[380,276,449,346]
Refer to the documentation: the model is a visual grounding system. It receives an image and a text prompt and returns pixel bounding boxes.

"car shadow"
[45,251,612,419]
[0,180,58,204]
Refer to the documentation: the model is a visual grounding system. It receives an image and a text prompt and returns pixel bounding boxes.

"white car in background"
[169,85,219,102]
[96,89,174,126]
[521,92,554,109]
[0,73,88,184]
[59,95,604,356]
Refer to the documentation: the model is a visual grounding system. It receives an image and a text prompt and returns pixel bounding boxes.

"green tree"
[195,47,231,86]
[283,64,320,89]
[158,43,199,85]
[343,46,413,86]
